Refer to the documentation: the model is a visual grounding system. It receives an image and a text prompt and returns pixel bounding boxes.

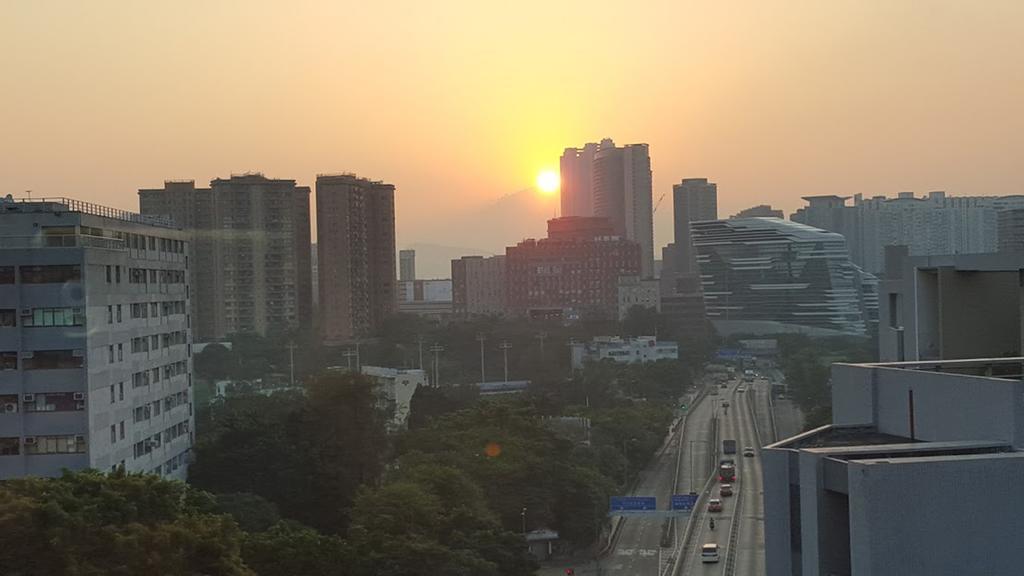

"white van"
[701,543,720,563]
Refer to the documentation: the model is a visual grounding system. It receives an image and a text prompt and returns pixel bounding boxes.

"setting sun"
[537,170,559,194]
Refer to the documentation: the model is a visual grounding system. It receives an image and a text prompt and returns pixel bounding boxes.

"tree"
[242,521,351,576]
[214,493,281,533]
[0,470,253,576]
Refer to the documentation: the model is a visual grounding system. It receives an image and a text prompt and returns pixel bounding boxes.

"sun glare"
[537,170,559,194]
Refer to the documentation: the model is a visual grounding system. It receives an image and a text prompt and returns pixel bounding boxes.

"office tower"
[140,175,313,340]
[451,255,507,318]
[997,208,1024,253]
[315,174,396,345]
[311,243,319,309]
[672,178,718,277]
[0,197,193,480]
[691,218,873,337]
[559,141,605,217]
[592,141,654,277]
[505,217,641,320]
[792,191,1024,273]
[399,249,416,281]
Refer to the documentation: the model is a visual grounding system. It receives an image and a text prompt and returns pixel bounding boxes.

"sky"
[3,1,1024,276]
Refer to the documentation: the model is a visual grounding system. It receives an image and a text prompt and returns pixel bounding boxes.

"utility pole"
[429,343,444,386]
[416,335,425,370]
[499,340,512,382]
[521,507,527,535]
[344,348,358,372]
[535,331,547,362]
[476,333,487,383]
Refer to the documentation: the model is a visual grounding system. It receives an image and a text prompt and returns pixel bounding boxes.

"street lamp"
[521,507,527,535]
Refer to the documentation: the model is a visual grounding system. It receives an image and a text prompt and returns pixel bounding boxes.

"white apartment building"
[617,275,660,320]
[0,198,194,480]
[360,366,426,430]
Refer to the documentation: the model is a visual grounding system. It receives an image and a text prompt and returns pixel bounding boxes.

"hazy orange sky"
[3,1,1024,275]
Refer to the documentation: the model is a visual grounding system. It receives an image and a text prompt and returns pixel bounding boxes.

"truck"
[718,462,736,482]
[722,439,737,455]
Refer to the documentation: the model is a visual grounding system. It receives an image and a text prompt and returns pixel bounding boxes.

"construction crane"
[653,192,666,214]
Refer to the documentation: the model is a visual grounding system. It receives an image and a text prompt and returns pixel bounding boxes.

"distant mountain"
[403,187,557,278]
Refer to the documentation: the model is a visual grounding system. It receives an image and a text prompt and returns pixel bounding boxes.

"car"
[737,387,746,393]
[707,498,723,512]
[743,446,755,457]
[719,383,727,388]
[710,388,719,396]
[719,484,733,497]
[701,543,720,563]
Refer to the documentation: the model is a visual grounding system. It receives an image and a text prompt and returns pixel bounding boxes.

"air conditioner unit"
[21,308,32,316]
[75,402,85,410]
[3,403,17,413]
[23,436,36,445]
[74,435,85,443]
[22,393,34,402]
[72,392,85,401]
[20,351,33,359]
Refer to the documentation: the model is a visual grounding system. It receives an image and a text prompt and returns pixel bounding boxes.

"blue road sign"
[670,494,698,511]
[610,496,657,512]
[716,348,742,360]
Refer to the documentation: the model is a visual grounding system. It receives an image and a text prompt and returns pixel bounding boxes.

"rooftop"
[1,196,177,229]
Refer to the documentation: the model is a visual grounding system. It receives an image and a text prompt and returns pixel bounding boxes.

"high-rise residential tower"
[0,197,194,480]
[672,178,718,277]
[315,174,396,346]
[139,174,313,340]
[593,142,654,277]
[399,249,416,281]
[559,140,606,217]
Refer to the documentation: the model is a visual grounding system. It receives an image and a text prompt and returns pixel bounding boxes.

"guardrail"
[669,392,721,576]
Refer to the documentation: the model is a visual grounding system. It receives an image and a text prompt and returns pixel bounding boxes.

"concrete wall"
[831,364,875,427]
[763,447,798,576]
[938,269,1020,359]
[848,453,1024,576]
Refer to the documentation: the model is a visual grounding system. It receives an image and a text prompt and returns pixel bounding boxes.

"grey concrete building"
[559,141,605,218]
[997,208,1024,253]
[593,141,655,278]
[399,249,416,281]
[731,204,783,219]
[878,249,1024,362]
[139,175,313,340]
[0,198,194,480]
[451,255,506,318]
[764,357,1024,576]
[672,178,718,277]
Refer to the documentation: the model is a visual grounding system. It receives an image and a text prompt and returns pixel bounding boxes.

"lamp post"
[521,507,527,535]
[622,437,638,488]
[429,344,444,386]
[476,333,487,383]
[500,340,512,382]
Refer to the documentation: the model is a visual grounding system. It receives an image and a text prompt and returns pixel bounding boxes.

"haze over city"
[5,1,1024,274]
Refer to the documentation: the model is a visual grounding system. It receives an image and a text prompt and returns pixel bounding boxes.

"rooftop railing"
[2,197,177,229]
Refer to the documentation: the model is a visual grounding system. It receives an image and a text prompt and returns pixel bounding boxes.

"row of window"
[130,300,187,319]
[130,330,188,354]
[0,434,89,455]
[161,449,190,475]
[128,268,186,285]
[131,360,189,389]
[0,349,86,371]
[132,419,190,458]
[0,392,86,413]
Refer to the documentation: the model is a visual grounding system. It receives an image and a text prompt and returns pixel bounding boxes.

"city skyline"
[4,1,1024,274]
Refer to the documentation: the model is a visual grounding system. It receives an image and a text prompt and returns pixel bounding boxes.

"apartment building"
[451,255,506,318]
[0,197,194,480]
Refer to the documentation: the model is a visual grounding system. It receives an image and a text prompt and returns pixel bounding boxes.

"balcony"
[0,235,125,251]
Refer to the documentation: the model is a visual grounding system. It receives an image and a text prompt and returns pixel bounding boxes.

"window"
[0,309,14,327]
[23,392,85,412]
[109,385,115,404]
[23,350,83,370]
[119,382,124,401]
[19,265,81,284]
[0,352,16,370]
[115,266,121,283]
[119,421,125,440]
[118,343,123,362]
[106,265,112,283]
[116,305,122,322]
[0,267,14,284]
[108,345,114,363]
[110,425,116,444]
[107,306,113,324]
[22,307,84,327]
[24,435,87,455]
[0,437,19,455]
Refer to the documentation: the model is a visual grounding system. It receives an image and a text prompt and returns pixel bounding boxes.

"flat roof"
[807,440,1011,459]
[771,425,912,450]
[852,451,1024,466]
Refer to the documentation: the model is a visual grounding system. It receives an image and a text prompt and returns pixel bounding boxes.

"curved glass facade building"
[691,218,874,337]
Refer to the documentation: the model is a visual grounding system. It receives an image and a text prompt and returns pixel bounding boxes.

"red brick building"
[505,216,641,319]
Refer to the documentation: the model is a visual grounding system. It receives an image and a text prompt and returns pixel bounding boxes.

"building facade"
[616,275,660,320]
[672,178,718,278]
[997,208,1024,253]
[359,366,425,431]
[397,279,452,320]
[451,255,506,318]
[559,141,605,218]
[399,249,416,281]
[139,174,313,340]
[878,250,1024,362]
[592,141,654,278]
[315,174,396,345]
[764,357,1024,576]
[792,191,1024,274]
[505,217,640,320]
[569,336,678,369]
[691,218,873,337]
[0,198,194,480]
